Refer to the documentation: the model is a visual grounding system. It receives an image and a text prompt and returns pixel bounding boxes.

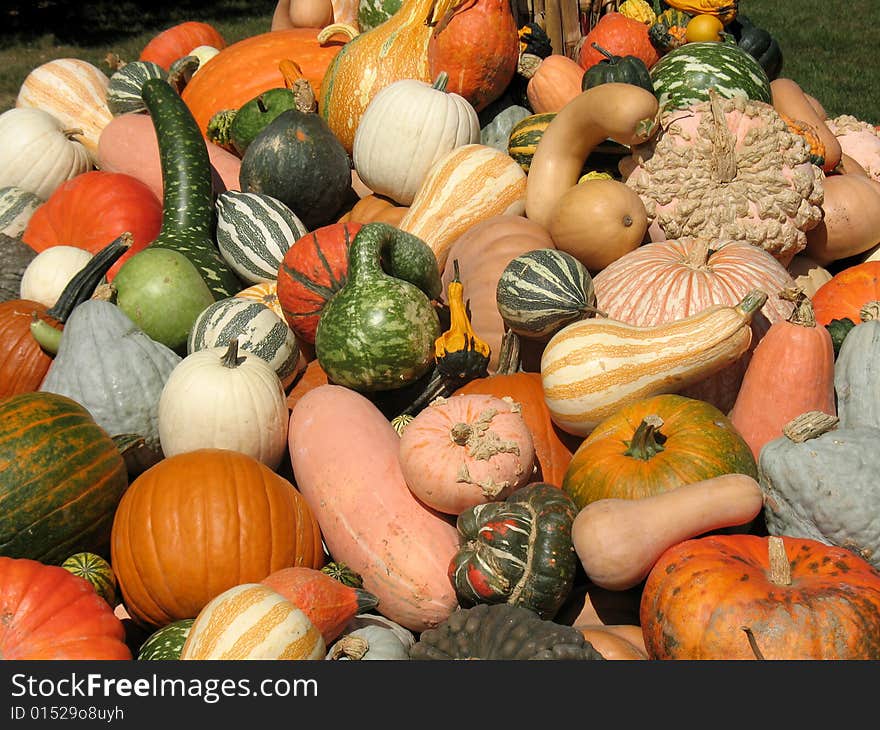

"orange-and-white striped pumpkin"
[398,144,527,271]
[180,583,326,660]
[235,281,285,320]
[540,289,768,437]
[16,58,112,165]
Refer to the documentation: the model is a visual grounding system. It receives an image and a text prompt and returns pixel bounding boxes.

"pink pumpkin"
[399,393,537,515]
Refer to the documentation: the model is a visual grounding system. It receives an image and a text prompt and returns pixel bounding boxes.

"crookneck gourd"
[624,91,824,265]
[314,222,442,391]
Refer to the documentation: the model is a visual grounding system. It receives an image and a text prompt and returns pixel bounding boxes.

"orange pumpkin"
[180,28,348,137]
[110,448,325,628]
[811,261,880,326]
[577,12,660,72]
[337,193,409,225]
[525,54,584,114]
[286,358,330,411]
[641,534,880,659]
[454,331,579,487]
[139,21,227,70]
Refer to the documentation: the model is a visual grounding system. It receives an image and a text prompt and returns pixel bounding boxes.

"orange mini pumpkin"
[111,448,324,628]
[811,261,880,326]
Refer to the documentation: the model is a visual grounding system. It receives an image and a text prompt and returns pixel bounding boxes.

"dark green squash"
[409,603,605,660]
[826,317,856,358]
[0,391,129,564]
[239,108,352,231]
[518,22,554,59]
[449,482,579,620]
[581,43,654,93]
[315,222,442,392]
[729,14,784,81]
[648,7,692,55]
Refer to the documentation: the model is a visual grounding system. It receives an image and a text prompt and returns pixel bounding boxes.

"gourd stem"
[780,287,816,327]
[735,289,769,318]
[684,238,713,268]
[741,627,766,660]
[280,59,317,113]
[220,339,244,368]
[767,536,792,586]
[623,415,666,460]
[328,635,369,660]
[63,127,85,141]
[495,329,523,375]
[708,88,737,183]
[29,314,62,354]
[860,301,880,322]
[432,72,449,92]
[591,42,617,63]
[451,422,472,445]
[781,410,839,442]
[317,23,359,43]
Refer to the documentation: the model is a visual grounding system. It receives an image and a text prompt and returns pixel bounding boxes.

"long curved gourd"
[541,289,768,437]
[524,83,660,230]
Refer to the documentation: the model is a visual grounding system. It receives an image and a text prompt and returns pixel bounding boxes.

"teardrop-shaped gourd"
[353,73,480,206]
[314,222,442,391]
[158,340,289,470]
[834,316,880,429]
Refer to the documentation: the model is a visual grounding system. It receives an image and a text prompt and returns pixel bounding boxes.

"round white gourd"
[20,246,93,307]
[0,108,91,199]
[158,341,289,470]
[352,73,480,206]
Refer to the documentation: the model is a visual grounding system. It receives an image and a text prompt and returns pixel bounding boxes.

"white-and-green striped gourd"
[215,190,308,285]
[106,61,166,115]
[496,248,597,339]
[187,297,300,383]
[0,185,43,237]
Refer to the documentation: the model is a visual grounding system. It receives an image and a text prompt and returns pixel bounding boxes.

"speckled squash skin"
[641,534,880,659]
[137,619,195,660]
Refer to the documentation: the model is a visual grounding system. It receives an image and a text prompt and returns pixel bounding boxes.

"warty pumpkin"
[826,113,880,182]
[641,534,880,659]
[0,557,131,660]
[111,448,324,628]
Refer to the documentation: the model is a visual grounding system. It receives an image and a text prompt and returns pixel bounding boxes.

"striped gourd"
[235,280,285,320]
[0,186,43,237]
[138,619,195,660]
[507,113,555,173]
[496,249,597,339]
[541,289,768,437]
[16,58,113,164]
[180,583,325,660]
[188,297,300,383]
[106,61,166,115]
[357,0,403,32]
[398,144,527,272]
[0,234,37,303]
[61,552,117,607]
[650,41,772,112]
[216,191,308,285]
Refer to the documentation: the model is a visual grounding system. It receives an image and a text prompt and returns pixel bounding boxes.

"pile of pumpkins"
[2,0,880,662]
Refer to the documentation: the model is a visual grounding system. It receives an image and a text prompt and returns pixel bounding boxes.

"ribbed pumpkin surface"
[276,222,361,344]
[0,392,128,564]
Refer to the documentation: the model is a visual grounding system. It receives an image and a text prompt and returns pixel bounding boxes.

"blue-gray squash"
[834,318,880,429]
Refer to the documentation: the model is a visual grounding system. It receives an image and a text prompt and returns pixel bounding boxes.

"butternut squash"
[770,78,841,173]
[572,473,764,591]
[525,83,660,231]
[804,174,880,266]
[541,289,768,437]
[287,384,459,632]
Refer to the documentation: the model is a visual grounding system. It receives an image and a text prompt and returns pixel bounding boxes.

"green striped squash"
[215,191,308,285]
[187,297,300,383]
[357,0,404,32]
[507,113,555,173]
[0,392,129,564]
[0,233,37,303]
[496,248,597,339]
[650,41,772,112]
[107,61,166,115]
[138,619,195,660]
[0,186,43,238]
[61,551,117,606]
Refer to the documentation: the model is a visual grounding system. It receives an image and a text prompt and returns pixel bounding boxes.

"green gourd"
[314,222,442,392]
[230,88,299,156]
[581,43,654,93]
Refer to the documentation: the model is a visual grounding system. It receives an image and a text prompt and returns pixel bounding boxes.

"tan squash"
[547,178,648,272]
[525,83,659,231]
[572,474,764,591]
[541,289,768,436]
[838,153,868,177]
[398,144,527,272]
[576,624,648,660]
[770,78,841,173]
[805,174,880,266]
[786,254,832,298]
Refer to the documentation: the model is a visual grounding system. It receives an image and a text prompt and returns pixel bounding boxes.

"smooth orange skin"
[811,260,880,326]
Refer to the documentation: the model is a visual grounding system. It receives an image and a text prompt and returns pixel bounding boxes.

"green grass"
[0,0,877,122]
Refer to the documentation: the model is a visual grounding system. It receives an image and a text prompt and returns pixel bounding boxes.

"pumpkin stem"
[63,127,85,142]
[741,626,766,660]
[623,415,666,460]
[735,289,769,319]
[860,301,880,322]
[781,410,839,443]
[684,238,713,269]
[167,55,199,94]
[432,72,450,92]
[767,535,792,586]
[591,42,618,63]
[279,59,316,113]
[317,23,359,43]
[780,287,816,327]
[220,339,245,368]
[495,329,523,375]
[708,88,737,183]
[327,635,369,660]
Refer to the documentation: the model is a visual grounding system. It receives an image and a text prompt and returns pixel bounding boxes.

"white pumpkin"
[16,58,113,165]
[158,340,290,470]
[0,108,91,200]
[326,614,415,660]
[353,72,480,206]
[20,246,93,307]
[188,45,221,73]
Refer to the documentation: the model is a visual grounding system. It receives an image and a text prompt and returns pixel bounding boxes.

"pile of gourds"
[1,0,880,662]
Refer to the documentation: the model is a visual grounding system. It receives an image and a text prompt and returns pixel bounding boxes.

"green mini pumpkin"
[581,43,654,93]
